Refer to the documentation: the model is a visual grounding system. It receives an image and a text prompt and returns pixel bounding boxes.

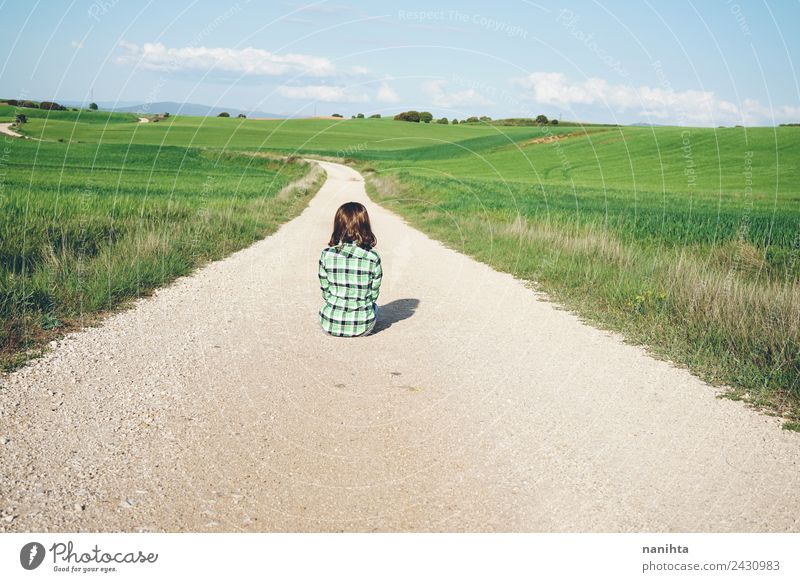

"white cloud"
[117,41,338,77]
[277,84,370,103]
[376,82,400,103]
[512,72,800,125]
[421,80,493,108]
[71,40,84,49]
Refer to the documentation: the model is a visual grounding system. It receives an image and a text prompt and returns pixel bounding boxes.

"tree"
[15,114,27,124]
[237,113,247,118]
[217,111,230,117]
[479,115,492,122]
[369,113,381,118]
[6,99,19,106]
[465,116,479,123]
[20,100,37,108]
[419,111,433,123]
[436,117,449,124]
[535,114,549,124]
[550,118,558,125]
[163,112,170,118]
[39,101,66,111]
[394,110,420,122]
[356,113,365,118]
[332,113,343,118]
[89,102,98,110]
[452,118,459,124]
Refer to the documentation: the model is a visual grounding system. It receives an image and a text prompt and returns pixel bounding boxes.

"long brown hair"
[328,202,377,249]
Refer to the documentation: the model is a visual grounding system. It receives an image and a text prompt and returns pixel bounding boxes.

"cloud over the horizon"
[117,41,344,77]
[513,72,800,125]
[277,84,370,103]
[421,80,493,109]
[376,82,400,103]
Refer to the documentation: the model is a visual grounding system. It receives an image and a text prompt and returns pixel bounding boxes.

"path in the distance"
[0,123,23,138]
[1,161,798,532]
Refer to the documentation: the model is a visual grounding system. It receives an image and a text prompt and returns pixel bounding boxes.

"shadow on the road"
[372,298,420,334]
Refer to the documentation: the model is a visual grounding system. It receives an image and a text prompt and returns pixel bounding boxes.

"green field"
[4,106,563,154]
[360,125,800,417]
[2,104,798,420]
[0,113,324,368]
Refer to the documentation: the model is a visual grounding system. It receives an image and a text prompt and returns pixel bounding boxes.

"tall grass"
[0,139,323,369]
[365,171,800,418]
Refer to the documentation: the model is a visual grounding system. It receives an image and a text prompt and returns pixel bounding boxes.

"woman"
[318,202,382,337]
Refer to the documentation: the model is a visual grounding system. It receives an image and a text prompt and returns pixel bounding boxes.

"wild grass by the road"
[361,125,800,411]
[367,171,800,426]
[0,138,323,370]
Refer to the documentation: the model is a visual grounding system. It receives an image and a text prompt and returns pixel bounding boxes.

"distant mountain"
[108,101,288,118]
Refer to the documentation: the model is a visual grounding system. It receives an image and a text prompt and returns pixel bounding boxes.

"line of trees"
[393,110,434,123]
[390,111,559,126]
[1,99,68,111]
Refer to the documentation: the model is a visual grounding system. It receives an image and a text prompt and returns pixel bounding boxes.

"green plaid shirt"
[318,243,382,337]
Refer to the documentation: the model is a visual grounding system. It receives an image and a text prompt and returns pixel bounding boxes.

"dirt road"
[1,161,797,532]
[0,123,23,138]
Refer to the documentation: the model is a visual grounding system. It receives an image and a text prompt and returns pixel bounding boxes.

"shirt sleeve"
[368,256,382,302]
[319,253,330,299]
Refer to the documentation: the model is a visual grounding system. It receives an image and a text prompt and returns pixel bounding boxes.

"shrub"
[15,114,27,124]
[39,101,66,111]
[369,113,381,118]
[163,112,170,117]
[89,102,98,110]
[237,113,246,118]
[436,117,449,124]
[332,113,343,118]
[5,99,19,106]
[394,110,420,122]
[419,111,433,123]
[217,111,230,117]
[20,100,37,109]
[550,118,559,125]
[535,114,549,124]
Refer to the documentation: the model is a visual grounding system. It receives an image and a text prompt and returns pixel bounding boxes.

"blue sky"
[1,0,798,125]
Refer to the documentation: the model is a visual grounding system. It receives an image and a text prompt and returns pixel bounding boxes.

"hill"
[4,110,798,415]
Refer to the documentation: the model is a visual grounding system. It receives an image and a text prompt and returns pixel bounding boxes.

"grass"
[3,109,798,425]
[0,103,136,125]
[359,124,799,422]
[0,136,323,370]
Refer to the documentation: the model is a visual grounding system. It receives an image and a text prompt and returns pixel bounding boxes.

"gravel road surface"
[1,161,797,532]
